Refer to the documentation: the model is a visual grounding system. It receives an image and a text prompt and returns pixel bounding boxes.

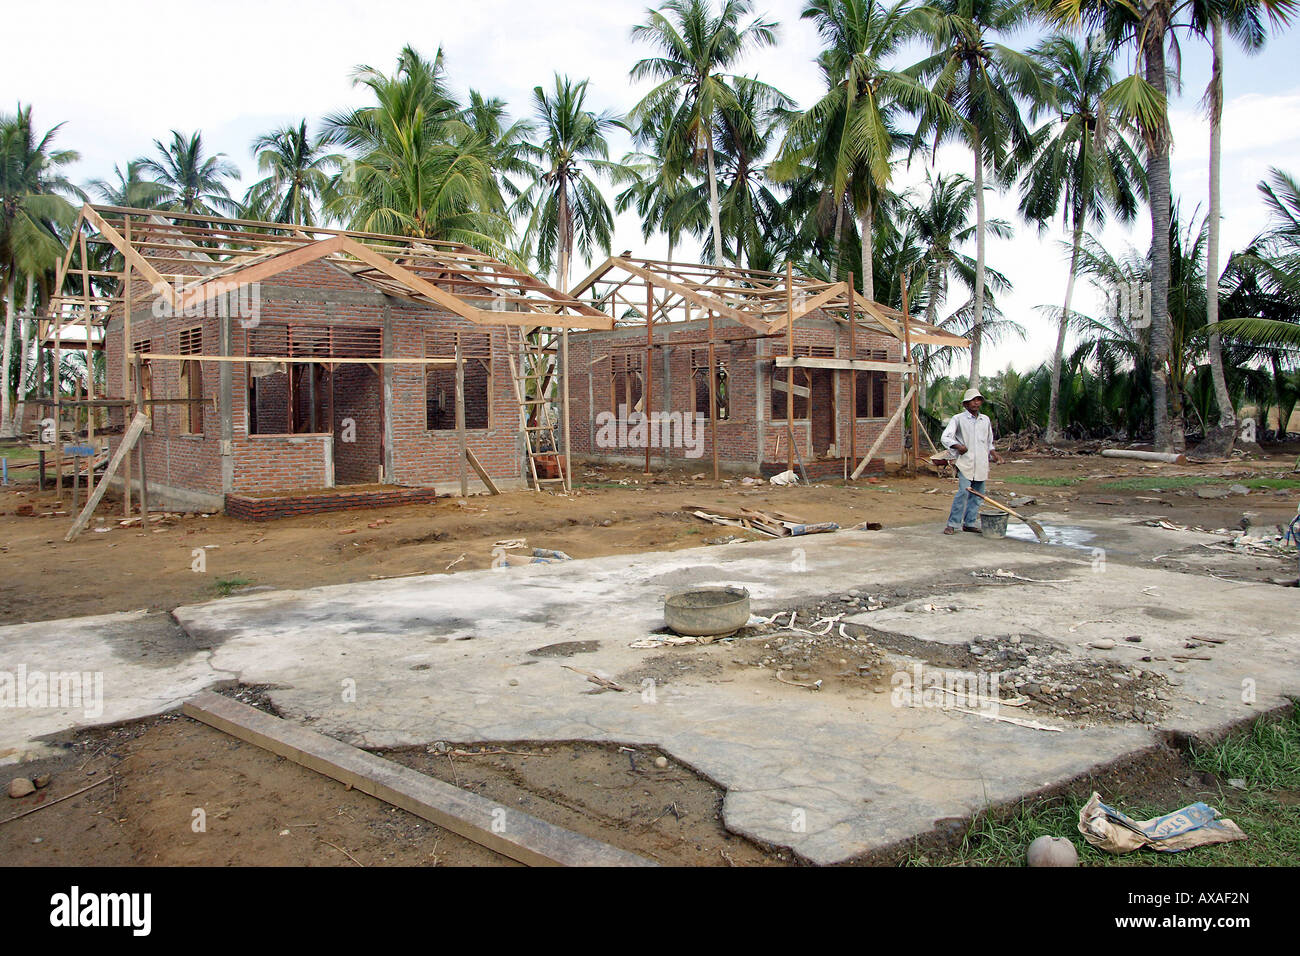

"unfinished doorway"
[809,369,835,457]
[329,364,383,485]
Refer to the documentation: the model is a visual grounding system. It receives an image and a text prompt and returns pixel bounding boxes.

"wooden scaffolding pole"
[455,339,467,497]
[707,308,718,480]
[80,231,95,498]
[53,308,62,495]
[901,272,919,476]
[133,352,149,521]
[561,328,571,492]
[848,273,857,477]
[644,280,653,475]
[123,215,132,515]
[786,262,794,475]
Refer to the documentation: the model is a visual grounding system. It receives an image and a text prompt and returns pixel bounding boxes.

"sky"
[6,0,1300,374]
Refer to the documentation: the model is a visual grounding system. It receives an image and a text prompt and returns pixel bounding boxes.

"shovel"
[967,488,1048,543]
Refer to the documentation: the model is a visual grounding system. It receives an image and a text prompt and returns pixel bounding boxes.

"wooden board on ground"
[182,690,654,868]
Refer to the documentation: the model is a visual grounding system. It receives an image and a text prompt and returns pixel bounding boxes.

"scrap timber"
[183,691,653,867]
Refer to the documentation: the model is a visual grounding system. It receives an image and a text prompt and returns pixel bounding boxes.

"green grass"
[1192,705,1300,790]
[1,446,40,466]
[213,576,252,597]
[999,475,1082,487]
[908,703,1300,866]
[1098,476,1300,491]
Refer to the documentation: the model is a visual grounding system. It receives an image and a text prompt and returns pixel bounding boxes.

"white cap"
[962,387,984,404]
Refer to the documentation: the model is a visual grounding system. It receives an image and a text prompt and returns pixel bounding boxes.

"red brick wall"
[384,303,521,487]
[567,311,904,470]
[105,257,524,502]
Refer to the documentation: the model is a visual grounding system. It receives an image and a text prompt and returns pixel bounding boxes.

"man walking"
[941,388,1002,535]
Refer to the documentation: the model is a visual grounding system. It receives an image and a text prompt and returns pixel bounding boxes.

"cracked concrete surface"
[1,516,1296,864]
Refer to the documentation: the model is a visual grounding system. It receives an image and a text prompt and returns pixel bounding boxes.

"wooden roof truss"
[42,204,614,346]
[569,256,969,349]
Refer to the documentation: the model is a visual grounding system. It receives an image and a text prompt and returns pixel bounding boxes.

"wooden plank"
[851,386,915,480]
[765,282,848,332]
[774,356,914,374]
[131,353,458,365]
[786,423,809,483]
[182,691,654,867]
[175,235,347,313]
[341,237,611,330]
[770,377,811,399]
[465,448,500,495]
[81,206,177,308]
[64,412,148,541]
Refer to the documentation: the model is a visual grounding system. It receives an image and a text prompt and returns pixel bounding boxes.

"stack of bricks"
[225,486,441,521]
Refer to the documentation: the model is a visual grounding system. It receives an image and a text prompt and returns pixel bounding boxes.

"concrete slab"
[2,521,1297,864]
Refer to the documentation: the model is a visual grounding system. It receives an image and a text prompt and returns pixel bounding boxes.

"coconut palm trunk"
[12,275,35,435]
[1144,30,1174,452]
[1047,218,1085,443]
[1,273,15,437]
[859,198,875,302]
[705,136,724,265]
[1205,17,1235,430]
[968,126,987,389]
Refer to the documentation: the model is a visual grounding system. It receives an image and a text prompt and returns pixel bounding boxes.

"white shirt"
[941,410,996,481]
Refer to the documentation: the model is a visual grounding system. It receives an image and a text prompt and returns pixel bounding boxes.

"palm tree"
[911,0,1045,387]
[1019,33,1145,443]
[518,75,626,293]
[706,77,792,267]
[243,121,341,225]
[1213,167,1300,348]
[324,46,512,250]
[463,90,538,209]
[0,105,80,437]
[774,0,955,299]
[1074,205,1222,440]
[1038,0,1292,448]
[137,130,240,216]
[908,170,1013,404]
[630,0,782,266]
[615,108,703,263]
[1192,0,1295,435]
[87,160,167,209]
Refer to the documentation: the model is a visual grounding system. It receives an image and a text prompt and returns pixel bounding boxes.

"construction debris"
[685,503,839,538]
[1078,792,1246,854]
[560,665,625,692]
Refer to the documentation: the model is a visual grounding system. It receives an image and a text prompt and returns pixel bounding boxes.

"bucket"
[663,586,751,638]
[979,509,1009,538]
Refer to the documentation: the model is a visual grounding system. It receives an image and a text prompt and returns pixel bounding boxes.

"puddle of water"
[1004,523,1097,551]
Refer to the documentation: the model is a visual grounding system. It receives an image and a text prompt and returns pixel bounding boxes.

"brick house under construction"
[41,206,610,517]
[560,258,968,478]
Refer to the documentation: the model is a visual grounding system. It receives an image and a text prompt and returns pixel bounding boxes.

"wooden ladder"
[505,325,567,491]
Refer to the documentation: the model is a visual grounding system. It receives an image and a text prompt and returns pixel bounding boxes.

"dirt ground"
[0,688,787,867]
[2,446,1297,626]
[1,444,1297,866]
